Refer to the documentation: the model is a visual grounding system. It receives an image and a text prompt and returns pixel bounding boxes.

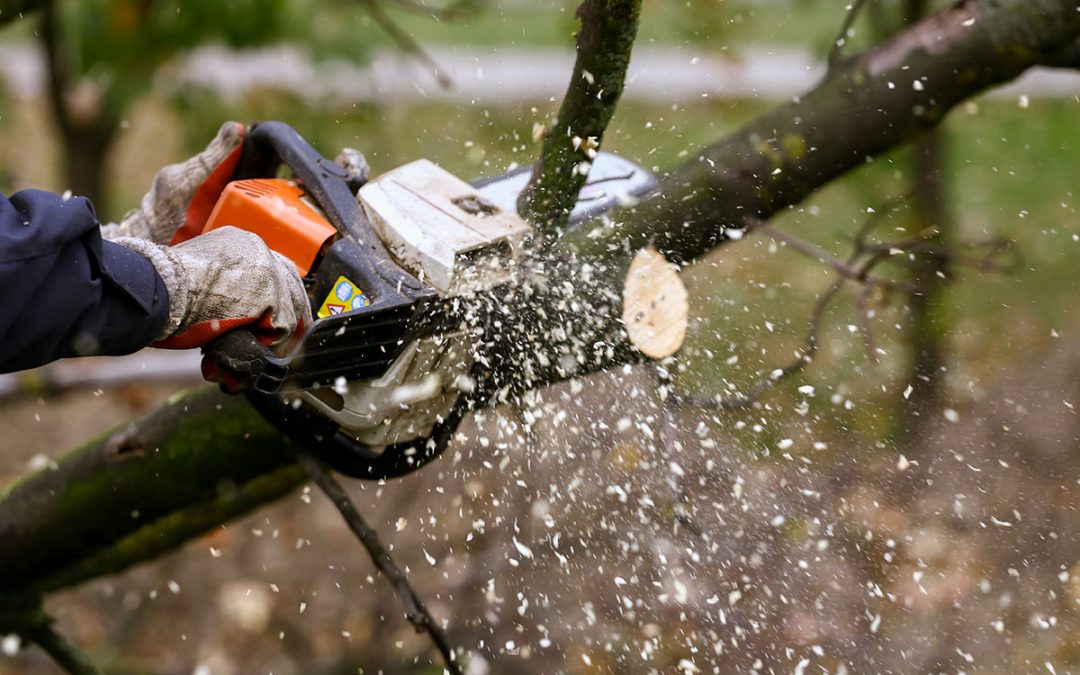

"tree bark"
[0,387,303,595]
[517,0,642,238]
[562,0,1080,265]
[2,0,1080,596]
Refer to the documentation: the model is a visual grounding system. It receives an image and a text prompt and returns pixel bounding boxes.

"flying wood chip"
[621,247,688,359]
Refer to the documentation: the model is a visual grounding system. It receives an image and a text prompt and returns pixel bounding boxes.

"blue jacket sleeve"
[0,190,170,373]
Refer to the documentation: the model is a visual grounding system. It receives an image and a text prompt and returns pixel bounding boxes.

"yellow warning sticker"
[318,275,370,318]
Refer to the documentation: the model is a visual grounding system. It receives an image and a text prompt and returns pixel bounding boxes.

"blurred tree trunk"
[55,119,118,212]
[902,127,951,444]
[898,0,952,448]
[40,0,120,213]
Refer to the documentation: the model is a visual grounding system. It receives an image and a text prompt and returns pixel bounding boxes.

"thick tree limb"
[517,0,642,237]
[1040,37,1080,68]
[2,0,1080,597]
[0,387,303,594]
[562,0,1080,265]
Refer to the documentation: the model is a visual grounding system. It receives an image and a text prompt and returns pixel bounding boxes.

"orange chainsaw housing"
[202,178,337,276]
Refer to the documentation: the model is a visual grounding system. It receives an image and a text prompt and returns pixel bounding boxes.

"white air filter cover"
[358,159,531,295]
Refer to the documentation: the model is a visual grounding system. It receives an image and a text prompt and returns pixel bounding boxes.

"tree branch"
[828,0,874,69]
[674,190,1017,410]
[517,0,642,239]
[358,0,453,88]
[749,218,917,294]
[561,0,1080,265]
[380,0,474,20]
[0,387,303,594]
[1039,37,1080,68]
[674,276,844,410]
[22,614,104,675]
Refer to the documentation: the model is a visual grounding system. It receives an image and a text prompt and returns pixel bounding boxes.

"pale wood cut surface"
[621,247,688,359]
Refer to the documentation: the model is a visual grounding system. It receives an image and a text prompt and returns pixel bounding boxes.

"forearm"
[0,190,170,372]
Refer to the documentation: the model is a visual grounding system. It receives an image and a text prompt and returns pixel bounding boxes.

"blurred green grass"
[378,0,857,53]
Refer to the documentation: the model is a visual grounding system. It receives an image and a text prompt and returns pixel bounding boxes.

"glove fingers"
[270,249,313,347]
[116,121,245,245]
[170,123,247,244]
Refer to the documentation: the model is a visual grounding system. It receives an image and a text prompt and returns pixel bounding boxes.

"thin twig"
[358,0,453,88]
[652,365,705,537]
[674,277,845,410]
[677,188,1018,411]
[296,453,463,675]
[749,218,917,294]
[852,187,920,251]
[856,283,879,363]
[828,0,874,69]
[919,237,1021,273]
[21,615,104,675]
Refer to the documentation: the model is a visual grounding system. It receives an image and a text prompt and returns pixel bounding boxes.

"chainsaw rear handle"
[203,330,288,393]
[202,120,415,394]
[198,121,443,479]
[234,120,424,309]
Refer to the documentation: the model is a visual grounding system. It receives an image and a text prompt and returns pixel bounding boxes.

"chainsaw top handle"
[235,121,365,242]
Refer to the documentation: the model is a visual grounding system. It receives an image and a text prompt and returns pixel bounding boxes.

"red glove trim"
[170,122,247,245]
[153,309,292,350]
[153,316,258,350]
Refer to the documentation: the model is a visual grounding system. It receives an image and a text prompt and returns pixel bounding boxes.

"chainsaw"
[203,121,656,479]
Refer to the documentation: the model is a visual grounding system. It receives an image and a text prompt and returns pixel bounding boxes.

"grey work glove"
[101,121,246,245]
[111,227,310,352]
[100,121,309,356]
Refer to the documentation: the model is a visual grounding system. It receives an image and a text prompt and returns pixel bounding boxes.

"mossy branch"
[0,387,301,594]
[517,0,642,239]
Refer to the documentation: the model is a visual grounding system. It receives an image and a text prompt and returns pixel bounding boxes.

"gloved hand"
[100,120,309,355]
[111,226,309,352]
[100,121,246,245]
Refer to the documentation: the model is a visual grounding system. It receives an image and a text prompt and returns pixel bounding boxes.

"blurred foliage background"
[2,0,1079,673]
